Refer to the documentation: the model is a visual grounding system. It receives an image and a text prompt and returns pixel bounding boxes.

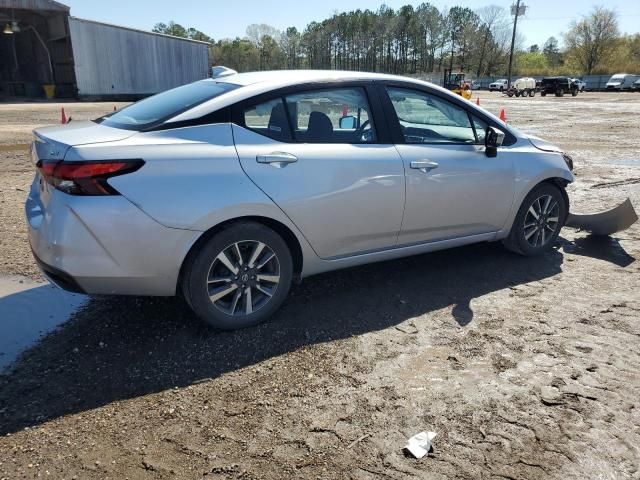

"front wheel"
[182,222,293,329]
[529,89,535,97]
[502,184,567,256]
[541,91,546,97]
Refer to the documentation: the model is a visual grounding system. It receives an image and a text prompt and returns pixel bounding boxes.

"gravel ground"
[0,92,639,479]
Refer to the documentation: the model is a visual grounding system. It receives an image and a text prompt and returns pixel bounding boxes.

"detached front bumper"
[566,198,638,236]
[26,176,200,296]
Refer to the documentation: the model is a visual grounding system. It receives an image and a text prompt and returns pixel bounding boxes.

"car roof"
[218,69,414,87]
[169,70,432,123]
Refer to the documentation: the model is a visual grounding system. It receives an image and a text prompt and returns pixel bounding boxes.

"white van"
[606,74,640,91]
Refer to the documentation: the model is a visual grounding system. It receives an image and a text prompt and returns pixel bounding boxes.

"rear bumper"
[26,177,200,296]
[31,249,86,294]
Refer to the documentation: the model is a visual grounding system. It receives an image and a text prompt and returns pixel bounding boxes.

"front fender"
[497,148,574,238]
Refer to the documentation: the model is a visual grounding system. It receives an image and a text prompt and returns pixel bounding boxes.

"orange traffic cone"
[499,108,506,122]
[60,107,67,124]
[476,97,480,106]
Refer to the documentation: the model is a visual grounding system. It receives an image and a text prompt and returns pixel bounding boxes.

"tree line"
[152,4,640,78]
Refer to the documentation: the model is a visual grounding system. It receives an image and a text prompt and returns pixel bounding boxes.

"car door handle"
[410,160,439,173]
[256,152,298,168]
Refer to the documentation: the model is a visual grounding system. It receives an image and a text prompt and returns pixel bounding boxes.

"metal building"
[0,0,210,100]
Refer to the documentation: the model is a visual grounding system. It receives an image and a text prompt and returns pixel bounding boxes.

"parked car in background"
[571,78,586,92]
[633,78,640,92]
[540,77,579,97]
[508,77,536,97]
[489,79,508,92]
[470,79,481,90]
[27,70,574,329]
[606,74,640,91]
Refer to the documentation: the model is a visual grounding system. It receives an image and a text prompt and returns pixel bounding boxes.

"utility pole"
[507,0,526,89]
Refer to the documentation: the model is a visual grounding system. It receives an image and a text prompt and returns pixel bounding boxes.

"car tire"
[499,86,504,92]
[556,88,564,97]
[529,89,535,97]
[541,91,546,97]
[182,221,293,330]
[502,183,567,256]
[571,89,578,97]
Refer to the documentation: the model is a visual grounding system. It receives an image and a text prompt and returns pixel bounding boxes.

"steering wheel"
[356,119,371,141]
[356,119,370,133]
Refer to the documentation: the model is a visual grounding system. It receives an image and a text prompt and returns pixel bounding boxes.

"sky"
[61,0,640,49]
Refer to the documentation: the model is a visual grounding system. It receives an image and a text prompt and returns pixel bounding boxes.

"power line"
[521,13,640,21]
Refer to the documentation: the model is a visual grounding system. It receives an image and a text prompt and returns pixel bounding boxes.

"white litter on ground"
[404,431,437,459]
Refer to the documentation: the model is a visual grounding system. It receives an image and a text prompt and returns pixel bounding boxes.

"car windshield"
[610,75,625,81]
[96,80,240,131]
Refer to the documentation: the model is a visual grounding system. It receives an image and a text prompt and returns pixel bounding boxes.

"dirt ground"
[0,91,639,479]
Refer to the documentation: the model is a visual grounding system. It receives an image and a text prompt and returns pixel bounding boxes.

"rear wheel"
[182,222,293,329]
[502,184,567,256]
[556,88,564,97]
[571,88,578,97]
[529,89,535,97]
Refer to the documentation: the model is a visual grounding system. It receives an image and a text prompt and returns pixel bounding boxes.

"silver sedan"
[26,70,574,329]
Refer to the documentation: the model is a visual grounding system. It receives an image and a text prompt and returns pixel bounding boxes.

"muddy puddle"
[0,275,86,373]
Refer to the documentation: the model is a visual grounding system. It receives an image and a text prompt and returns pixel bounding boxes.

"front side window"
[97,80,239,131]
[387,87,477,144]
[284,88,376,143]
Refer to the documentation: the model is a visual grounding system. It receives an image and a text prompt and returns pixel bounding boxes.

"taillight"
[36,159,144,195]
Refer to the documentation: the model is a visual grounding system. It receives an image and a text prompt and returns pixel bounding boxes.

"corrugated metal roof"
[70,16,211,45]
[0,0,69,11]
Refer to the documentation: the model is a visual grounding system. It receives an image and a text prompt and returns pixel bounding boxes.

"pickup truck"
[488,79,508,92]
[540,77,579,97]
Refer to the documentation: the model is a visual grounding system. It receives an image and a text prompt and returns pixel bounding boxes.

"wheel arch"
[499,175,571,240]
[177,216,305,294]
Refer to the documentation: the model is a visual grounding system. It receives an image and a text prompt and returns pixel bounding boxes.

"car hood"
[526,134,563,153]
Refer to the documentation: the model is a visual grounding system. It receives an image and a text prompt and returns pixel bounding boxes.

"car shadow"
[0,242,566,434]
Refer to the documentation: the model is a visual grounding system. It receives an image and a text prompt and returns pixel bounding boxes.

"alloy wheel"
[207,240,280,316]
[523,195,560,248]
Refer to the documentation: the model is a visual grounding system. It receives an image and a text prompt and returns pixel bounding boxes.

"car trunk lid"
[32,121,137,162]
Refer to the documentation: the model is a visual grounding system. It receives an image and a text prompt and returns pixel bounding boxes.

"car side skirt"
[300,231,497,278]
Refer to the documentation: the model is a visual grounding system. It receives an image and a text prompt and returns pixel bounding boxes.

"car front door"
[384,85,515,246]
[232,85,405,259]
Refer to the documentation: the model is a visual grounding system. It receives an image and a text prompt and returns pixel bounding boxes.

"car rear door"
[382,83,515,246]
[232,83,405,259]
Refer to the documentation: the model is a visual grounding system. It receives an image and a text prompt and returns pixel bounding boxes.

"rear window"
[97,80,239,131]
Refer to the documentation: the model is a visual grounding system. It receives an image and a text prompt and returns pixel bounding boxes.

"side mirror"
[339,115,357,129]
[485,126,505,158]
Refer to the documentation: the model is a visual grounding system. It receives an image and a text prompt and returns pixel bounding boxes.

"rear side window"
[97,80,239,131]
[387,87,477,144]
[243,98,292,142]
